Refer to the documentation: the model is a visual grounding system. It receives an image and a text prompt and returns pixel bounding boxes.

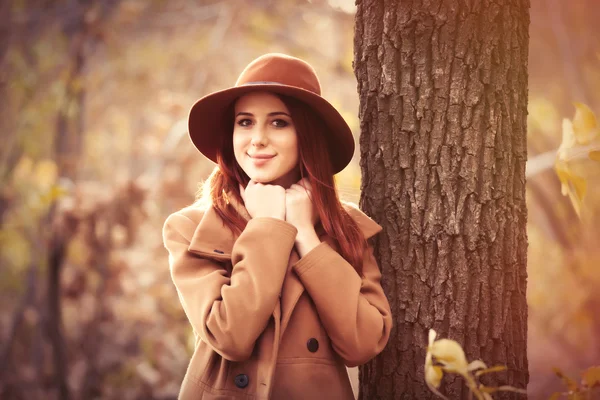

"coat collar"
[187,193,382,261]
[187,193,249,260]
[188,196,382,260]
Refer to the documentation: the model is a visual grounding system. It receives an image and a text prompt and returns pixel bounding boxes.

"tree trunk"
[354,1,530,399]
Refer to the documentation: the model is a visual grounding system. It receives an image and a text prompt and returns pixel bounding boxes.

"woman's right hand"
[240,181,286,220]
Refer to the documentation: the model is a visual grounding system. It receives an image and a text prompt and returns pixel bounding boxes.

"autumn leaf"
[554,104,600,216]
[12,156,34,182]
[553,367,579,392]
[555,160,586,216]
[467,360,488,372]
[430,338,469,375]
[32,159,58,189]
[572,102,598,145]
[425,330,449,399]
[426,365,444,389]
[582,366,600,388]
[475,365,508,377]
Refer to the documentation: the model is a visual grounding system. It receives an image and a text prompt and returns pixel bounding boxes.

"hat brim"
[188,83,355,174]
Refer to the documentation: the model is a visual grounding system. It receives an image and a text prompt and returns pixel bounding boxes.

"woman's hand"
[285,178,318,231]
[240,181,286,220]
[285,178,321,257]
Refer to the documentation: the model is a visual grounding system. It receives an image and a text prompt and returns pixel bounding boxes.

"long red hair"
[197,94,367,273]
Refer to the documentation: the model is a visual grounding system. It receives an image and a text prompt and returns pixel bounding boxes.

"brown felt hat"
[188,53,355,174]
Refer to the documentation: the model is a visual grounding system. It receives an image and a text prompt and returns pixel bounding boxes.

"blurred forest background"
[0,0,599,399]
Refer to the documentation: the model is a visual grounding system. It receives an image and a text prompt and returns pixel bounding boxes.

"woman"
[162,53,392,400]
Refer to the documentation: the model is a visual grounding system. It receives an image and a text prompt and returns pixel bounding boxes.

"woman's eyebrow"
[235,111,291,117]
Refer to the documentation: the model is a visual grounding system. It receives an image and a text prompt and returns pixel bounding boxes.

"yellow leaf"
[430,339,468,374]
[558,118,577,160]
[429,329,437,346]
[425,365,443,389]
[572,102,598,145]
[32,159,58,189]
[0,229,32,272]
[582,366,600,388]
[467,360,487,372]
[496,385,528,394]
[554,367,579,392]
[475,365,508,377]
[589,150,600,161]
[555,162,586,216]
[424,329,448,400]
[39,184,69,206]
[12,156,34,182]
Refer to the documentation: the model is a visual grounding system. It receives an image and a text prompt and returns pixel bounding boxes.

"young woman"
[163,53,392,400]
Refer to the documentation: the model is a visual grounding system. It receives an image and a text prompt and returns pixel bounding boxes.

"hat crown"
[235,53,322,95]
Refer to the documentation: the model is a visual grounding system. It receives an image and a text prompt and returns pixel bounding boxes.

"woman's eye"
[272,119,289,128]
[237,119,252,127]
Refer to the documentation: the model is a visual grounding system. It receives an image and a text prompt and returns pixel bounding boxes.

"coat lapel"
[279,250,305,338]
[279,201,383,338]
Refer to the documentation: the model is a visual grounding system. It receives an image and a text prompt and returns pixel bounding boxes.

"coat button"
[234,374,249,389]
[307,338,319,353]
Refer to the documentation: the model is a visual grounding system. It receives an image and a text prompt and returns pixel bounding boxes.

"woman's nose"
[250,126,268,147]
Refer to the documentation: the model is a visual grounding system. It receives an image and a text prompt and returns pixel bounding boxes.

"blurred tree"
[354,1,529,399]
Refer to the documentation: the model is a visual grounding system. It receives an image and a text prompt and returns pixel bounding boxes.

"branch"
[47,215,71,400]
[0,262,38,380]
[526,150,557,178]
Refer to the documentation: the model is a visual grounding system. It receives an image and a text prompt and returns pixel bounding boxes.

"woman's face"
[233,91,300,188]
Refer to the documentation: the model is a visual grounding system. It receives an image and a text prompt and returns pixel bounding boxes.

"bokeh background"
[1,0,599,399]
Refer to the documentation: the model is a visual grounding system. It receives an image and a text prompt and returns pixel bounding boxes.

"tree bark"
[354,1,530,399]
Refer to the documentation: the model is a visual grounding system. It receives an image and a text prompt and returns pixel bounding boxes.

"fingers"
[240,180,257,202]
[290,179,311,195]
[297,178,311,191]
[288,184,306,194]
[299,177,310,185]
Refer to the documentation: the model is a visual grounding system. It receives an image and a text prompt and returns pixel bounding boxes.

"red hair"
[197,94,367,273]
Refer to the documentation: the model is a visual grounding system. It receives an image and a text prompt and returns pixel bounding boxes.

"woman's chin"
[248,175,275,184]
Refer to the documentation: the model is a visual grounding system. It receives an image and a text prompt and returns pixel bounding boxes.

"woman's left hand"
[285,178,319,233]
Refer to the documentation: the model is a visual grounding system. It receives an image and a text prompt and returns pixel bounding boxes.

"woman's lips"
[248,153,275,165]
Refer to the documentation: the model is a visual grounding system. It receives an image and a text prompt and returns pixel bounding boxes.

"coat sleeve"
[162,211,297,362]
[293,242,392,367]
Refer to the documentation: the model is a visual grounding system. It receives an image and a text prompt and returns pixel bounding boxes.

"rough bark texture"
[354,1,529,399]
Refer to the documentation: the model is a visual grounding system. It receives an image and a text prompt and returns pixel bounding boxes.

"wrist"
[295,224,317,237]
[253,211,285,220]
[294,228,320,257]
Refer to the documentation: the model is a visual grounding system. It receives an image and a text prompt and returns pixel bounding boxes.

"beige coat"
[162,196,392,399]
